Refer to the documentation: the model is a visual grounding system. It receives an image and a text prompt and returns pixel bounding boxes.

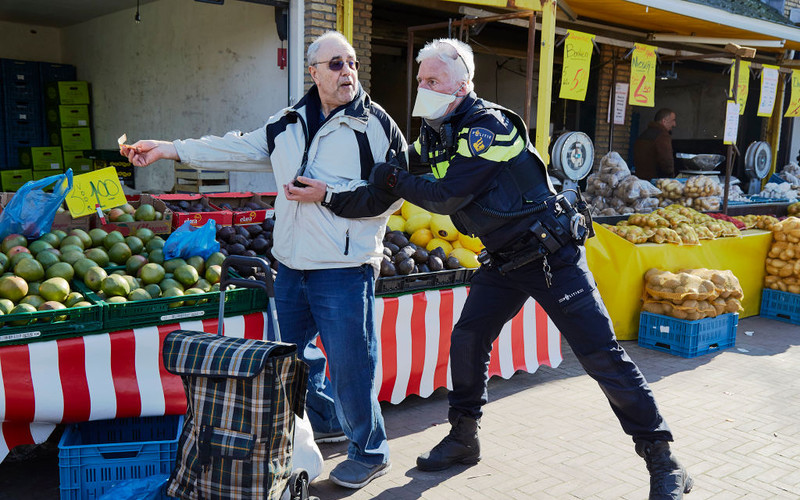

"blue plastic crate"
[760,288,800,325]
[58,414,182,500]
[638,312,738,358]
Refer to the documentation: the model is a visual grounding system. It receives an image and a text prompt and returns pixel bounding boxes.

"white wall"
[59,0,287,193]
[0,21,62,62]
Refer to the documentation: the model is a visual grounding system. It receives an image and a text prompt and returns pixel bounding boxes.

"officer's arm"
[326,183,402,218]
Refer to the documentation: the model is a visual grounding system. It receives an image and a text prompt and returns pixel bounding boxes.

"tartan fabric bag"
[163,330,308,500]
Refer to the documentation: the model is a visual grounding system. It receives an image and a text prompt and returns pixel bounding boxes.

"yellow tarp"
[585,223,773,340]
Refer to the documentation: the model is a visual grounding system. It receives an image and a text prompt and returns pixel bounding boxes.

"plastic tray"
[0,302,104,346]
[375,268,477,296]
[760,288,800,325]
[637,312,738,358]
[58,414,182,500]
[75,280,268,331]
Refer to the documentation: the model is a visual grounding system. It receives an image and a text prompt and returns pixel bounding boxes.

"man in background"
[633,108,677,180]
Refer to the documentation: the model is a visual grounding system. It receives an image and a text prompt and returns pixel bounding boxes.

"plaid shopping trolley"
[162,255,315,500]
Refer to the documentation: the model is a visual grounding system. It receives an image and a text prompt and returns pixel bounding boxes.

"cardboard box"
[18,146,63,170]
[54,127,93,152]
[44,81,90,105]
[91,194,173,236]
[0,169,32,192]
[0,191,89,233]
[46,105,90,128]
[204,192,274,225]
[153,194,233,228]
[63,151,93,173]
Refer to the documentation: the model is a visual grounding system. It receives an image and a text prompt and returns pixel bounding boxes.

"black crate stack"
[0,59,84,191]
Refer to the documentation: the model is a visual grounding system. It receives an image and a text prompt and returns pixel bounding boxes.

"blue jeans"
[274,263,389,466]
[449,243,673,444]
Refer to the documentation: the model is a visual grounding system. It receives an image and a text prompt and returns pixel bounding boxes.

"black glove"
[369,158,402,190]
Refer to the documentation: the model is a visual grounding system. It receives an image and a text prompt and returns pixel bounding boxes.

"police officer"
[326,38,692,499]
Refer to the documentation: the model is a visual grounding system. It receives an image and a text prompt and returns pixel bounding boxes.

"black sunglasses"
[314,58,359,71]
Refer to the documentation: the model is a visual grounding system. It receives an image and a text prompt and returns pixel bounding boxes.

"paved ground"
[1,315,799,499]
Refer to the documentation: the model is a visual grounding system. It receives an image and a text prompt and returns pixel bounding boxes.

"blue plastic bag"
[0,169,73,240]
[163,219,220,260]
[97,473,169,500]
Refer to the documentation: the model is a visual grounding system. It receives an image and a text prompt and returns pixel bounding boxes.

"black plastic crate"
[375,268,477,296]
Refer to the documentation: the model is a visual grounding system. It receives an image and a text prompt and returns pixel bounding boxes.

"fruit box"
[0,302,104,346]
[375,268,478,296]
[760,288,800,325]
[58,414,182,500]
[91,194,173,236]
[637,312,738,358]
[204,191,274,225]
[154,193,233,229]
[0,192,91,233]
[74,280,268,331]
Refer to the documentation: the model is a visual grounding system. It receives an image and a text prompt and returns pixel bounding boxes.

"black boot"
[416,416,481,471]
[636,440,693,499]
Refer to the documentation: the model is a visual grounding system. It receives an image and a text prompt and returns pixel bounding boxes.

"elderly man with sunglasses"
[321,38,693,499]
[122,30,403,490]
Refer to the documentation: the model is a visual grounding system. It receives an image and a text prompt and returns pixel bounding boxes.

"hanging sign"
[785,69,800,117]
[559,30,595,101]
[629,43,657,107]
[757,65,779,117]
[729,61,751,115]
[66,167,127,218]
[723,100,740,145]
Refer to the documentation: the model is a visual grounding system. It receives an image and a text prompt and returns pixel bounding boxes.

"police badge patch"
[468,127,495,156]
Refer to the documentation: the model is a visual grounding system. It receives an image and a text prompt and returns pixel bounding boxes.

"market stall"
[586,223,772,340]
[0,292,561,462]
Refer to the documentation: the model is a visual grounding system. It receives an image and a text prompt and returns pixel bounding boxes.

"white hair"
[307,31,355,65]
[416,38,475,92]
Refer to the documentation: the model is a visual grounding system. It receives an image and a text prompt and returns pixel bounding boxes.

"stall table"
[0,288,562,462]
[586,223,773,340]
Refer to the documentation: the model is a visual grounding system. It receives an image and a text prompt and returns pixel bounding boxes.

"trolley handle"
[219,255,274,296]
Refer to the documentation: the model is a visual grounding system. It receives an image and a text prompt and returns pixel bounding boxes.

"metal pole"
[407,31,415,140]
[609,51,617,152]
[723,55,740,214]
[524,11,535,129]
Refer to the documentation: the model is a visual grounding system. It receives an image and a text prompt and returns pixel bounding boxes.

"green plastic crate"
[75,280,267,331]
[0,302,105,346]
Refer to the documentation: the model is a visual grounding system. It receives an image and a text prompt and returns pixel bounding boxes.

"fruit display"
[0,223,237,333]
[216,219,275,269]
[380,201,483,277]
[602,204,742,244]
[641,267,743,320]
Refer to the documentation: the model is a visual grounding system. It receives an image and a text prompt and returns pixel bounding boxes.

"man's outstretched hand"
[121,140,179,167]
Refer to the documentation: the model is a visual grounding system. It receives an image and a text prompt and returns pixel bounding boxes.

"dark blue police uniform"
[364,92,673,444]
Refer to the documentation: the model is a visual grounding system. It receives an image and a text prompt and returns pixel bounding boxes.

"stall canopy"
[560,0,800,53]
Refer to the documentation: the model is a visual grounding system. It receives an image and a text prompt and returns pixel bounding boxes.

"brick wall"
[304,0,373,94]
[593,45,633,167]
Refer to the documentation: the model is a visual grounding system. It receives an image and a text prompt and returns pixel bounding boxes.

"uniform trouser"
[448,242,673,444]
[274,263,390,466]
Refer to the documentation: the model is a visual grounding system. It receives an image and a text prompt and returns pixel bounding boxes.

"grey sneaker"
[329,459,391,489]
[313,430,348,444]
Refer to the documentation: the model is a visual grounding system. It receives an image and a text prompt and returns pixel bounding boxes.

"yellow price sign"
[66,167,127,217]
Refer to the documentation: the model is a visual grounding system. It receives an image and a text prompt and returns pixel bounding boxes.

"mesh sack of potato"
[692,196,721,212]
[643,268,716,302]
[631,197,660,213]
[733,214,758,229]
[627,212,669,228]
[690,224,716,240]
[684,175,722,197]
[764,275,800,294]
[585,173,613,198]
[670,299,717,320]
[614,175,662,203]
[788,202,800,217]
[673,223,701,245]
[681,268,744,300]
[647,227,683,245]
[655,178,684,200]
[772,217,800,243]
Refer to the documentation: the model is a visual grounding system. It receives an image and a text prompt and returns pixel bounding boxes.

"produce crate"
[0,302,104,346]
[0,169,32,191]
[75,280,268,331]
[173,166,229,194]
[760,288,800,325]
[376,268,477,296]
[91,194,173,236]
[58,414,182,500]
[637,312,738,358]
[205,191,274,225]
[154,193,233,229]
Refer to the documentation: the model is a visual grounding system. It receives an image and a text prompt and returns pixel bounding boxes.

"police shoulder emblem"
[468,127,495,156]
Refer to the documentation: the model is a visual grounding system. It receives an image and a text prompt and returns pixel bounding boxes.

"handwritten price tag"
[66,167,127,217]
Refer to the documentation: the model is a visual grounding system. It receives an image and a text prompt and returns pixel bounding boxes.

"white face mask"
[412,84,464,120]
